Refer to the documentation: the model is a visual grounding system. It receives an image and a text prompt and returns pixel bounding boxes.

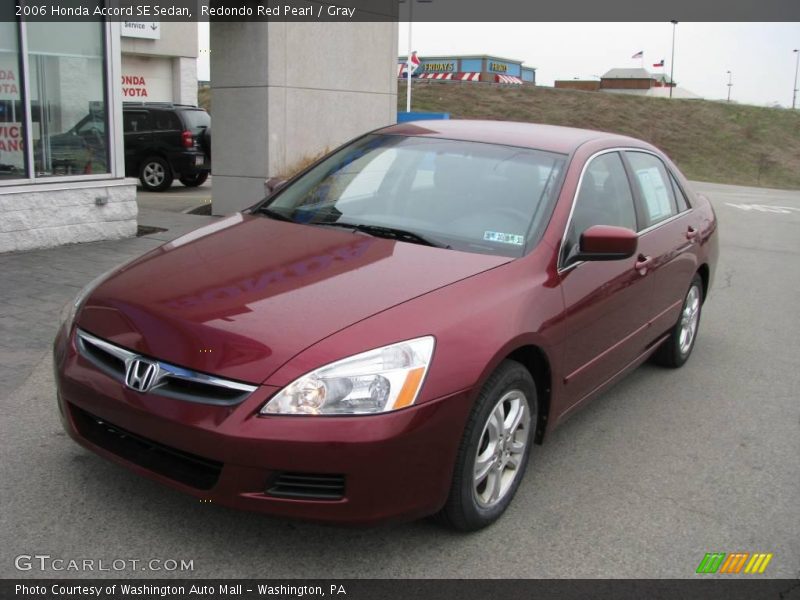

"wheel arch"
[476,340,552,445]
[139,150,170,167]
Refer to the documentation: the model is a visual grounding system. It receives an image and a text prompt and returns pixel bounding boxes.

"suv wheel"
[179,172,209,187]
[139,156,173,192]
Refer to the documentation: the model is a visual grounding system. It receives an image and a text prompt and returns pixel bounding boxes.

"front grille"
[75,329,257,406]
[70,404,222,490]
[267,472,346,501]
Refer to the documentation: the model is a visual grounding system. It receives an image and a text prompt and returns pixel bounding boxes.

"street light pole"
[793,49,799,110]
[669,20,678,99]
[727,70,733,103]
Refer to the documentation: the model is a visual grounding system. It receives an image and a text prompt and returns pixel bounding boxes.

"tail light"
[181,130,193,148]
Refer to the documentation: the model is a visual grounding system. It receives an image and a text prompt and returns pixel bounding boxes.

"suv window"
[180,109,210,132]
[151,110,182,131]
[76,115,104,135]
[123,111,150,133]
[626,151,678,227]
[563,152,636,265]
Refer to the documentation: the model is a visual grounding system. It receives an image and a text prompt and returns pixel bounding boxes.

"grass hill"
[399,82,800,190]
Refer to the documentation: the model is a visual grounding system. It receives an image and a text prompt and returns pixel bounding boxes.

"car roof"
[122,102,205,111]
[377,119,646,155]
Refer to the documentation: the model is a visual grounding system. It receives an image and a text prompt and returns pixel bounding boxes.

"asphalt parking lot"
[134,177,213,214]
[0,181,797,579]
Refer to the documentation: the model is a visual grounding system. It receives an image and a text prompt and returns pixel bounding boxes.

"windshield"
[261,134,567,257]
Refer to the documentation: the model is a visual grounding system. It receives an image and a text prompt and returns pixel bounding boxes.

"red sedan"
[54,120,718,530]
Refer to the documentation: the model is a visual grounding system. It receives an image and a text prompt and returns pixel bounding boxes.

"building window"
[0,19,26,180]
[26,21,109,177]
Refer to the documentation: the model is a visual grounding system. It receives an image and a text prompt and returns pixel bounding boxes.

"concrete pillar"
[173,57,198,105]
[210,22,398,215]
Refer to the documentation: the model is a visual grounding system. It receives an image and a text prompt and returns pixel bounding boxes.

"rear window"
[180,109,210,132]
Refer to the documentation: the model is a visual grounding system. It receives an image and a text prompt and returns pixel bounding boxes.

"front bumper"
[54,326,472,525]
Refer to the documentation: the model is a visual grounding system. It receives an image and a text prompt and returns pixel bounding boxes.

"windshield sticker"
[484,231,524,246]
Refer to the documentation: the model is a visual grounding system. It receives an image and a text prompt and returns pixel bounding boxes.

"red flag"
[653,59,665,67]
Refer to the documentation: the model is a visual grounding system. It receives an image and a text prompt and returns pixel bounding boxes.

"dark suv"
[123,102,211,192]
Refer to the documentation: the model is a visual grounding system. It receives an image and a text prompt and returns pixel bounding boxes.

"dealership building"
[398,54,536,84]
[0,13,198,253]
[120,21,198,105]
[0,12,396,253]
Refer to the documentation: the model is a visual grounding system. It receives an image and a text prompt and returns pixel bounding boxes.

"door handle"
[635,254,653,274]
[686,226,698,240]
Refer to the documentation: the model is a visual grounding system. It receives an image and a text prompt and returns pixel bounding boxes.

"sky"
[197,22,800,107]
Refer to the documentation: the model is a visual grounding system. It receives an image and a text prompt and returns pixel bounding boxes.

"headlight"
[59,268,117,330]
[261,336,435,416]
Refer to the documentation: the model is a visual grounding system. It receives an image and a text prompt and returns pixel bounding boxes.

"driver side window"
[563,152,637,265]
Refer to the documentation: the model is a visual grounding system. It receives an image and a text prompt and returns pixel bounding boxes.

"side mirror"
[265,177,287,196]
[574,225,638,261]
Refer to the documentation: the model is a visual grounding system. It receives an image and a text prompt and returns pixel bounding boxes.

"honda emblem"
[124,358,159,393]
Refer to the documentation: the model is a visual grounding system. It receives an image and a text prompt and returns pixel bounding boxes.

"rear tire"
[436,360,537,531]
[139,156,173,192]
[652,274,703,368]
[179,172,209,187]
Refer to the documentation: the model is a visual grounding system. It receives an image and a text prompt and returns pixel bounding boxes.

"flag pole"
[669,20,678,99]
[406,2,413,113]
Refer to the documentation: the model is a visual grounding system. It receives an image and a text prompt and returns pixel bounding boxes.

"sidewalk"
[0,207,219,397]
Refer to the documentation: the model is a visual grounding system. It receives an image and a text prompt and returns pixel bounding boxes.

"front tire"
[437,360,537,531]
[652,274,703,368]
[139,156,173,192]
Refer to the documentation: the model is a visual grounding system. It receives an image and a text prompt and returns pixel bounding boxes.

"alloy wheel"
[679,285,701,355]
[473,390,531,509]
[143,162,166,187]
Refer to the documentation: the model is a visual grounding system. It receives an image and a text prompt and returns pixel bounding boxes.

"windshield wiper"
[315,221,449,249]
[255,206,295,222]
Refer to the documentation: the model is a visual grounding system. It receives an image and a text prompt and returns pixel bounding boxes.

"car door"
[558,151,654,409]
[122,110,151,176]
[150,109,183,156]
[623,151,700,338]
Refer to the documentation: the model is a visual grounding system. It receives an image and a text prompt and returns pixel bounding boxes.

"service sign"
[121,21,161,40]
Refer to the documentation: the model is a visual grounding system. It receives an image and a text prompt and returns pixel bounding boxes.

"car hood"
[77,214,511,384]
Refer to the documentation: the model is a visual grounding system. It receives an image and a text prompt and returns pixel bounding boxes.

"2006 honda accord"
[54,120,718,530]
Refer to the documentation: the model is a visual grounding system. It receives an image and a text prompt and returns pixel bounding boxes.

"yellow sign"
[489,62,508,73]
[424,63,455,72]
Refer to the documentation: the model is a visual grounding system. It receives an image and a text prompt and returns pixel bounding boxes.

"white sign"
[121,21,161,40]
[121,56,174,102]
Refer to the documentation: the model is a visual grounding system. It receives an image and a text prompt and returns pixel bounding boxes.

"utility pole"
[793,49,799,110]
[727,70,733,103]
[669,20,678,99]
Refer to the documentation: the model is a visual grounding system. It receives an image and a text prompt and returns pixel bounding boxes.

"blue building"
[397,54,536,85]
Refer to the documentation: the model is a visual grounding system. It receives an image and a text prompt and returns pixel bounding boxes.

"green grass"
[400,82,800,189]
